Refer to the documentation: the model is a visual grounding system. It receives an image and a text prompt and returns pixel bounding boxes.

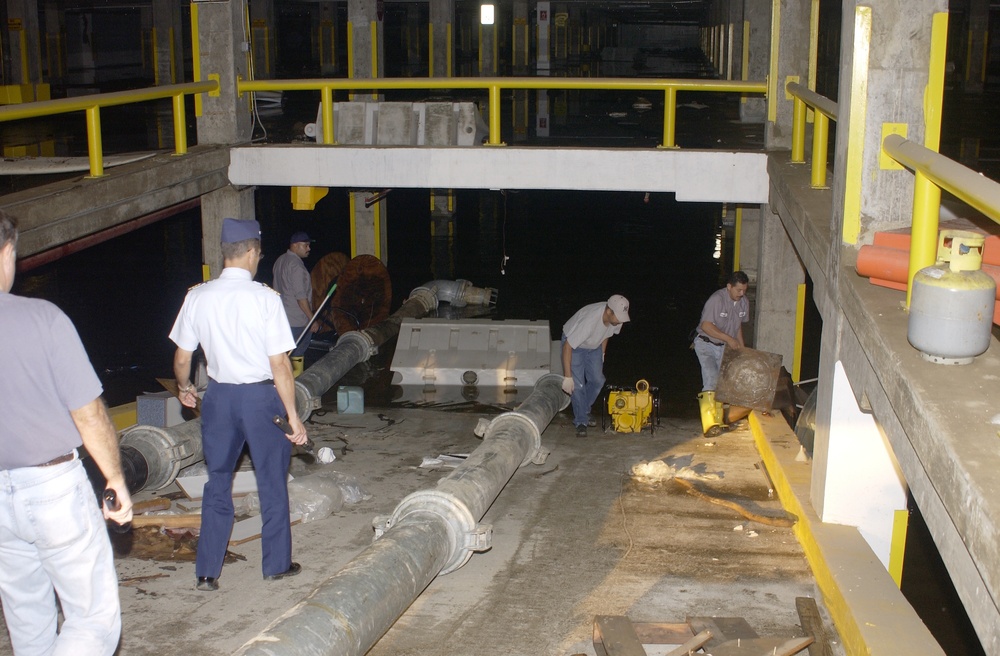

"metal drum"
[908,230,995,365]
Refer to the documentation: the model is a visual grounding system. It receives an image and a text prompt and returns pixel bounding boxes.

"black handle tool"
[272,415,316,455]
[103,489,131,533]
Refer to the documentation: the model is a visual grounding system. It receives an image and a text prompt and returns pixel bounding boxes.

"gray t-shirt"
[697,287,749,340]
[0,293,102,469]
[272,250,312,326]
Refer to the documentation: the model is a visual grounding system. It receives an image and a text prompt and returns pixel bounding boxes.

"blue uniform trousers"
[197,381,293,579]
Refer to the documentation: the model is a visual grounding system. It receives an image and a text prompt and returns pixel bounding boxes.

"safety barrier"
[787,81,838,189]
[0,80,219,178]
[238,76,768,149]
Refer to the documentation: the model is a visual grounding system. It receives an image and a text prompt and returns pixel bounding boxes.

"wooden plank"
[229,513,303,546]
[712,636,813,656]
[686,617,758,649]
[132,513,201,529]
[593,615,648,656]
[664,629,713,656]
[795,597,834,656]
[630,622,693,645]
[133,498,172,514]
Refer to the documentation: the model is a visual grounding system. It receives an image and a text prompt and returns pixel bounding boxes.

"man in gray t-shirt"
[272,231,316,371]
[0,210,133,655]
[693,270,750,435]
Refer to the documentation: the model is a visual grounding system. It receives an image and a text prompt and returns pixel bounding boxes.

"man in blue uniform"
[169,218,308,591]
[0,210,133,654]
[693,270,750,435]
[272,231,316,376]
[561,295,631,437]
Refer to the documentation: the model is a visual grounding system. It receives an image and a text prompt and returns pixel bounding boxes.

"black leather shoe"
[264,562,301,581]
[196,577,219,591]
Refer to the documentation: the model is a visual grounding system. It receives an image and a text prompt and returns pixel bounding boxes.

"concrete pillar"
[536,2,551,137]
[5,0,42,86]
[740,0,769,123]
[754,207,803,373]
[727,0,743,81]
[194,1,253,144]
[405,6,421,75]
[320,1,338,75]
[429,0,454,77]
[431,192,455,280]
[831,0,947,245]
[511,0,529,75]
[193,0,255,278]
[42,0,63,85]
[201,187,256,279]
[348,0,383,98]
[249,0,276,79]
[151,0,183,85]
[350,193,388,263]
[479,9,497,75]
[765,0,810,148]
[735,204,761,283]
[962,0,989,93]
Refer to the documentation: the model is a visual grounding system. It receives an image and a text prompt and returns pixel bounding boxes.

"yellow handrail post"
[907,171,942,307]
[810,110,828,188]
[172,93,188,155]
[321,86,335,145]
[487,83,502,145]
[85,106,105,177]
[661,86,676,148]
[791,96,806,163]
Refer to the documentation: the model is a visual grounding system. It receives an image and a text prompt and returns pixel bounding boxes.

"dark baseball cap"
[290,231,311,244]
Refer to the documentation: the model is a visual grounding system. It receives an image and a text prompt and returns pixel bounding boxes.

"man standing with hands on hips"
[169,218,308,592]
[0,209,133,655]
[561,295,631,437]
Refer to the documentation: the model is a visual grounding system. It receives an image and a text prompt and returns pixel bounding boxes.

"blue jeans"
[693,338,725,391]
[563,336,605,427]
[0,456,121,656]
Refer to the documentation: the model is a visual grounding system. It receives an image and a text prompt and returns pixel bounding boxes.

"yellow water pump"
[605,379,659,434]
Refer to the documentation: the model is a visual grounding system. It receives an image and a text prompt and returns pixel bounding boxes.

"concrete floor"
[0,405,842,656]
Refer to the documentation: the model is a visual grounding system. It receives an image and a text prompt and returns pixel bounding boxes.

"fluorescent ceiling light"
[481,4,495,25]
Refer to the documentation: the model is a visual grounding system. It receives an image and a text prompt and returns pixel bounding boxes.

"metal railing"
[882,133,1000,303]
[0,80,219,177]
[237,76,768,149]
[787,81,838,189]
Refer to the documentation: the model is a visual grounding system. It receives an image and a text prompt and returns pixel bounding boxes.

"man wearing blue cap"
[169,218,308,591]
[272,231,315,376]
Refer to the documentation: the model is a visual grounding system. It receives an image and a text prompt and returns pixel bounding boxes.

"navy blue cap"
[289,231,311,244]
[221,218,261,244]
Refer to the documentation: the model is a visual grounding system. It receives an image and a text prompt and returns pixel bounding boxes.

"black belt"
[37,451,76,467]
[209,378,274,386]
[698,335,724,347]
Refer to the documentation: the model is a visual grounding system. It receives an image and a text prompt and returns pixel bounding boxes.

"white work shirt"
[169,268,295,384]
[562,302,621,350]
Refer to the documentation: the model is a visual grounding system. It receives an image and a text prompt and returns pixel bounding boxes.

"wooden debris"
[795,597,834,656]
[711,636,813,656]
[133,498,172,514]
[674,477,797,527]
[593,615,649,656]
[664,629,713,656]
[132,514,201,529]
[119,573,168,587]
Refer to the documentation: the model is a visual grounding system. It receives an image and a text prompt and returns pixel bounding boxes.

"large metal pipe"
[117,418,204,491]
[234,373,568,656]
[295,288,437,420]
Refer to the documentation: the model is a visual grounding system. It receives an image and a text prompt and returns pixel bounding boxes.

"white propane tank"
[907,230,996,365]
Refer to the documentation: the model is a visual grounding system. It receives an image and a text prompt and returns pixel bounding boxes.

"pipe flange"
[339,329,376,356]
[408,287,439,313]
[483,412,542,468]
[119,425,186,490]
[384,488,490,575]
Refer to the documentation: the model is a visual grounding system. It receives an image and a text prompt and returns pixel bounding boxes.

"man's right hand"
[561,377,575,395]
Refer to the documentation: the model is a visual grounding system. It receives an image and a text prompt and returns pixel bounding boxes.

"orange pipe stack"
[856,224,1000,325]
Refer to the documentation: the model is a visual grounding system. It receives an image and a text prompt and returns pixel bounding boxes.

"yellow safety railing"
[237,76,767,149]
[882,133,1000,303]
[787,81,838,189]
[0,80,219,178]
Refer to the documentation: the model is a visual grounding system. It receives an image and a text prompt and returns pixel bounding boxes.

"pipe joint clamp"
[339,329,376,358]
[374,488,491,575]
[407,287,439,313]
[484,411,542,468]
